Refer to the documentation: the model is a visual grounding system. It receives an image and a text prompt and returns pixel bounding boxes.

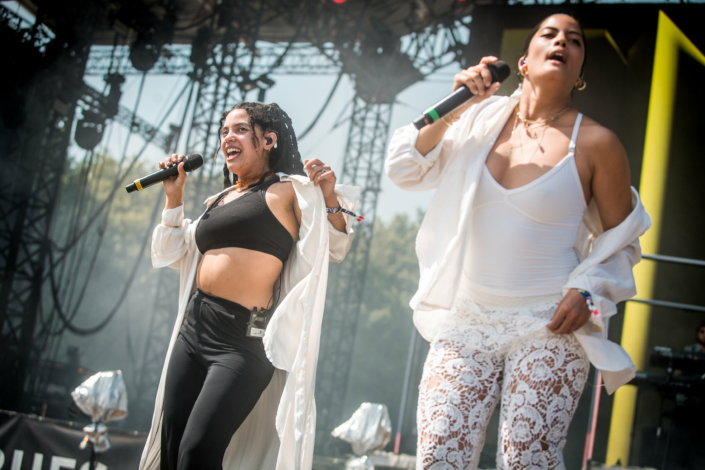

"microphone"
[125,154,204,193]
[413,61,511,130]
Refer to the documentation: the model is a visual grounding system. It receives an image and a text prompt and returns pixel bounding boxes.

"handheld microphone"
[413,61,511,130]
[125,154,204,193]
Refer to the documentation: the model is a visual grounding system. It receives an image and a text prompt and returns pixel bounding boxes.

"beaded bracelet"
[326,205,365,223]
[577,289,600,317]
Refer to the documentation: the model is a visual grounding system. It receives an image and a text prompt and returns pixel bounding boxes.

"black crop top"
[195,176,294,263]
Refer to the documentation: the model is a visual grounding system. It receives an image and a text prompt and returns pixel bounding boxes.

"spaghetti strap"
[569,113,583,154]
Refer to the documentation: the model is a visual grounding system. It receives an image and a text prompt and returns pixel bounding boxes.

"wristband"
[326,205,365,223]
[577,289,600,317]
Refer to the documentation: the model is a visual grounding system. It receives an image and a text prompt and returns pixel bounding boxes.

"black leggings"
[161,289,275,470]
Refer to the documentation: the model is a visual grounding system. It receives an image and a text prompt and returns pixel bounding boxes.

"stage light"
[75,110,104,150]
[332,0,347,4]
[130,30,161,72]
[103,73,125,119]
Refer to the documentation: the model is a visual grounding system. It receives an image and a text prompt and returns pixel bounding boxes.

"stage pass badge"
[246,307,270,338]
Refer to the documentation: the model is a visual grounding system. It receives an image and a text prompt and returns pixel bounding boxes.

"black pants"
[161,289,275,470]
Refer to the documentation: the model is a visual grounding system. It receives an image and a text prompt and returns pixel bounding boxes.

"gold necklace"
[520,122,548,164]
[502,111,521,157]
[234,171,274,192]
[515,105,571,138]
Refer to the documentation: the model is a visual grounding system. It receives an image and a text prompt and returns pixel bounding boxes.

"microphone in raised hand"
[126,154,203,193]
[413,60,511,130]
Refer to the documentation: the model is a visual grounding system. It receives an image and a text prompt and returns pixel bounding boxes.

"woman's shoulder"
[267,179,296,198]
[265,178,301,213]
[575,114,622,152]
[573,114,627,167]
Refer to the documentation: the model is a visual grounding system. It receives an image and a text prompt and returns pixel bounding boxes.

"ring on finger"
[321,169,327,174]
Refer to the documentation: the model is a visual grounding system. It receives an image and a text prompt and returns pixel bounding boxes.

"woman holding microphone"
[139,102,360,470]
[386,14,650,470]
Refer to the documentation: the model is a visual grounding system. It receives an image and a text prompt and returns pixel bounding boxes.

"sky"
[1,0,463,223]
[78,61,458,223]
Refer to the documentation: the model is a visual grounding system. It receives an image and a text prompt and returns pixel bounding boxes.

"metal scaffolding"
[315,97,394,447]
[0,0,476,432]
[0,0,110,411]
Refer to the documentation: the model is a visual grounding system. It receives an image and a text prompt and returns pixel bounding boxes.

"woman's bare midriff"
[196,247,284,310]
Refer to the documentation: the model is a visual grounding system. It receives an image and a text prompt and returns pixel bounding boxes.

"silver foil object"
[331,403,391,456]
[71,370,128,453]
[345,455,374,470]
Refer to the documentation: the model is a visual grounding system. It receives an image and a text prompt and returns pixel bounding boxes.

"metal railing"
[582,253,705,469]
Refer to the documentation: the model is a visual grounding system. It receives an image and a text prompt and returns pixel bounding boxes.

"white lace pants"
[416,295,590,470]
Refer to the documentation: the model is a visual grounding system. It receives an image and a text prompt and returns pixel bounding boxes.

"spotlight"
[75,110,105,150]
[129,30,162,72]
[332,0,347,3]
[103,73,125,119]
[238,71,257,93]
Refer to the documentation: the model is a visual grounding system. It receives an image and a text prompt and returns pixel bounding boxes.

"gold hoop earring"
[575,77,587,91]
[519,57,528,77]
[213,147,220,163]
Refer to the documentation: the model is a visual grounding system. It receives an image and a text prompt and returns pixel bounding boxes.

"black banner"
[0,411,146,470]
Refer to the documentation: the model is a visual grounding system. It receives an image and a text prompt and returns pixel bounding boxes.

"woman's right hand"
[452,56,502,109]
[416,56,502,156]
[160,154,187,209]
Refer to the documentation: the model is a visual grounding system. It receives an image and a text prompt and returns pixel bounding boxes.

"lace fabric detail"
[443,291,563,355]
[417,293,589,470]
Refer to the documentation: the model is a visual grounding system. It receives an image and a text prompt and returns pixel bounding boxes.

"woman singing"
[139,102,360,470]
[386,14,650,470]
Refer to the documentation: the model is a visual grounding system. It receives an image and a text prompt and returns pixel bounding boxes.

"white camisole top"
[462,113,587,297]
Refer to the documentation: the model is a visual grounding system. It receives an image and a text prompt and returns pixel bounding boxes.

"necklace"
[519,121,548,164]
[516,104,571,138]
[502,111,521,157]
[234,171,274,192]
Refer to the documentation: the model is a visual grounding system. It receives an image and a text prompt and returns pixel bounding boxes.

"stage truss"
[0,0,476,443]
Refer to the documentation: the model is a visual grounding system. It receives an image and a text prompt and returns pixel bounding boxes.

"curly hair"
[216,102,305,189]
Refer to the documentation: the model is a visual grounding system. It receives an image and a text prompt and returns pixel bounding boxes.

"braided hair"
[217,102,305,189]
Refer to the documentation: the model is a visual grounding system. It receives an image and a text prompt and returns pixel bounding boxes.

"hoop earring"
[575,77,587,91]
[519,57,528,77]
[213,147,220,162]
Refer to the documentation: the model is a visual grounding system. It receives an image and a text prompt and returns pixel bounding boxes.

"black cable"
[44,79,191,335]
[49,193,162,336]
[49,78,191,260]
[297,69,344,140]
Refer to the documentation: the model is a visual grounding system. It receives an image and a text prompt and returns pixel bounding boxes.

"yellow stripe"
[135,180,143,191]
[606,11,705,465]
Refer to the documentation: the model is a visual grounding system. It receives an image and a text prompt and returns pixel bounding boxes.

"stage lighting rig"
[238,70,258,93]
[103,73,125,119]
[74,109,105,150]
[256,74,275,102]
[190,27,213,73]
[130,29,163,72]
[129,12,176,72]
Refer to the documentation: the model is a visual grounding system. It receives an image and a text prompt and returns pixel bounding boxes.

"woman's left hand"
[304,158,338,205]
[546,289,591,334]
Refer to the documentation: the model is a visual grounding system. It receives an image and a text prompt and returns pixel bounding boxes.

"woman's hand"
[452,56,503,107]
[416,56,502,156]
[546,289,591,335]
[159,154,187,209]
[304,158,347,233]
[304,158,338,207]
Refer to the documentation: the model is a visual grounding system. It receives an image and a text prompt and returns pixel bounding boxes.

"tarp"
[0,410,146,469]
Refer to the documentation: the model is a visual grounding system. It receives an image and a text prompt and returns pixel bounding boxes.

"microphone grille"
[490,61,511,83]
[184,154,204,171]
